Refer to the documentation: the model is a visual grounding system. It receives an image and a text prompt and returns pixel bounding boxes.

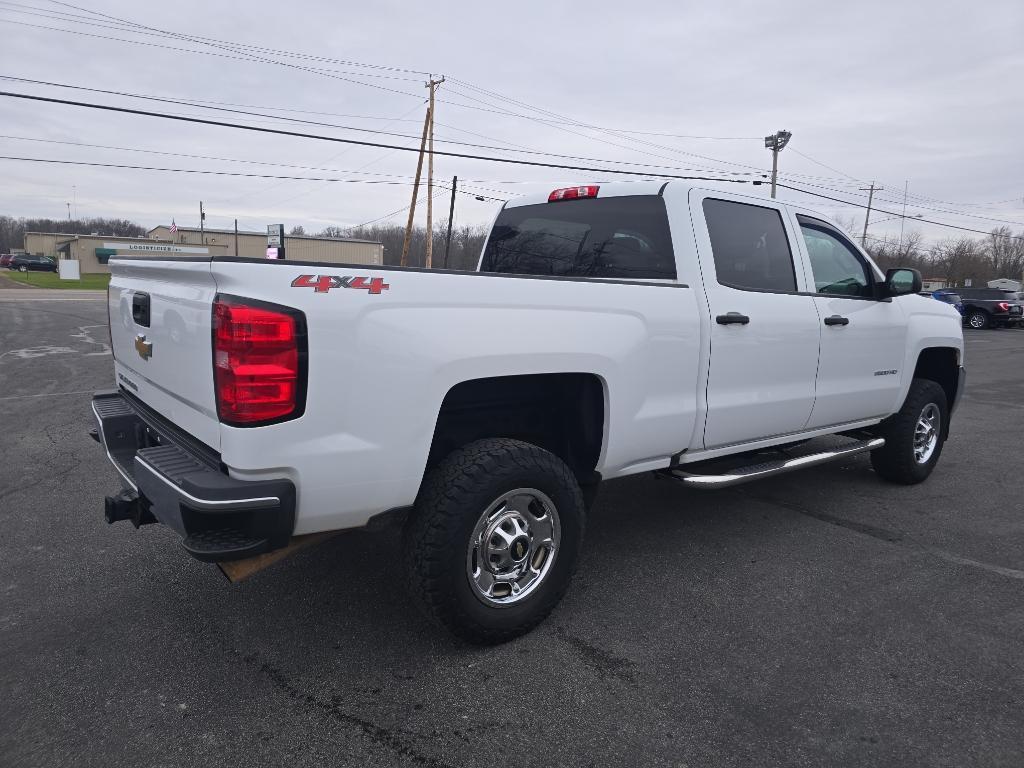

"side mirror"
[884,268,922,297]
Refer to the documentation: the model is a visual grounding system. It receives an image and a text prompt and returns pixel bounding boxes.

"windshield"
[480,195,676,280]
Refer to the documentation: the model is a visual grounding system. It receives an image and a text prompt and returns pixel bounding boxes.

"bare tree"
[987,227,1024,281]
[0,216,146,253]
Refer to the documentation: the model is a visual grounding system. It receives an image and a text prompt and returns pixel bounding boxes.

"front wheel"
[870,378,948,484]
[404,438,585,644]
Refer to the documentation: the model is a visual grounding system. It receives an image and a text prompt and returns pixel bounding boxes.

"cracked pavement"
[2,293,1023,767]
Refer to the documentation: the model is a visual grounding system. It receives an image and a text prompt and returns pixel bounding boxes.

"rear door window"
[480,195,676,280]
[702,198,797,292]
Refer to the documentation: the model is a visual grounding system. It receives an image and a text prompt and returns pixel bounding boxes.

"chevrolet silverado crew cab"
[92,182,965,643]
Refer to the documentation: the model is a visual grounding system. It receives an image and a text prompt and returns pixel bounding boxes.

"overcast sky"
[1,0,1022,245]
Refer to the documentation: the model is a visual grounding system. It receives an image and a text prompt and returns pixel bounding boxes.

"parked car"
[8,254,57,272]
[91,181,965,643]
[952,287,1024,329]
[925,290,966,316]
[0,254,13,268]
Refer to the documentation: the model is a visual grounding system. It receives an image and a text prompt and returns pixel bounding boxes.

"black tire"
[870,378,948,485]
[403,438,585,644]
[966,310,989,330]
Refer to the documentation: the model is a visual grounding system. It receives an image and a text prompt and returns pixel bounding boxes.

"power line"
[443,80,766,174]
[0,132,427,178]
[777,182,1024,242]
[0,18,432,99]
[789,148,863,183]
[0,89,768,181]
[2,90,1017,243]
[0,154,509,202]
[773,172,1024,229]
[36,0,433,76]
[603,130,761,140]
[789,146,1024,213]
[348,187,450,230]
[0,155,423,183]
[8,7,774,175]
[0,6,425,83]
[0,77,768,178]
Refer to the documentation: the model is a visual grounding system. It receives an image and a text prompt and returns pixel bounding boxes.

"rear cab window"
[480,195,677,280]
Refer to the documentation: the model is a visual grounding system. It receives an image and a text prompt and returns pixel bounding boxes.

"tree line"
[0,216,147,253]
[835,217,1024,286]
[317,223,490,270]
[6,211,1021,285]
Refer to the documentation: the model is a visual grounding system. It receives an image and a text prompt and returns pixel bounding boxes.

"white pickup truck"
[92,181,964,643]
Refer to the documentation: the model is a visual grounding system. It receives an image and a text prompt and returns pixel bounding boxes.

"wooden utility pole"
[400,105,432,267]
[424,76,443,268]
[443,175,457,268]
[860,182,882,247]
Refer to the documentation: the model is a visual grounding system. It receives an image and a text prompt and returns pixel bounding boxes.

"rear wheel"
[404,438,584,644]
[870,378,948,484]
[966,310,989,330]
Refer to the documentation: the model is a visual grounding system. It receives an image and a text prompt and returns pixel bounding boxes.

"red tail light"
[997,302,1010,312]
[213,296,306,426]
[548,185,599,202]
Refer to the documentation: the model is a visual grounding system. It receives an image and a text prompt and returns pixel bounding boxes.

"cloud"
[0,0,1021,243]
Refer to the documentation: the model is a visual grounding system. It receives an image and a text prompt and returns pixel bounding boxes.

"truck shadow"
[130,455,885,656]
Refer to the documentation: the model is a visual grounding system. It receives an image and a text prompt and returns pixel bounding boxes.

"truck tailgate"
[108,258,220,450]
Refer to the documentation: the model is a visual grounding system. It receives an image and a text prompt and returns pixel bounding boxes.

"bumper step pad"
[183,528,269,562]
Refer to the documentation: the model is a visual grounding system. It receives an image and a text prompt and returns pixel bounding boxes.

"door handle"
[131,292,151,327]
[716,312,750,325]
[824,315,849,326]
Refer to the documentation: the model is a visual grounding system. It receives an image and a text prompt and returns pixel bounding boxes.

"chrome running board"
[667,437,885,489]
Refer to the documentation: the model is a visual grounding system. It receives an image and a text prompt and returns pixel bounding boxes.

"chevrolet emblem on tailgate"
[134,334,153,360]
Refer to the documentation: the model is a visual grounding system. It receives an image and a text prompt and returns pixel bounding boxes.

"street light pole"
[764,130,792,199]
[898,180,909,252]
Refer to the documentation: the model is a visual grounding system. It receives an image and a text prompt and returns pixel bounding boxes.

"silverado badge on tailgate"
[291,275,390,295]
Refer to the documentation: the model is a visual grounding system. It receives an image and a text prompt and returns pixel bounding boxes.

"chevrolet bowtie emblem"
[134,334,153,360]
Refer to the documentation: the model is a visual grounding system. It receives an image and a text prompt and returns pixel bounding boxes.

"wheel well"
[426,373,605,482]
[914,347,959,411]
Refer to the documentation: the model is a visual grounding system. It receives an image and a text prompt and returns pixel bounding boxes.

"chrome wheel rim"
[466,488,560,606]
[913,403,941,464]
[969,314,985,328]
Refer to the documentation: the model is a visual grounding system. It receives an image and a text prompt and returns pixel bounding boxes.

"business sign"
[103,242,210,254]
[267,224,285,259]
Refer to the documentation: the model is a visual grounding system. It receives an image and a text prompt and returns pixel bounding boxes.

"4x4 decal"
[291,274,390,295]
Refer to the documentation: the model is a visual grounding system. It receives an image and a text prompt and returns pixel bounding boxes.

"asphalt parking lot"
[2,290,1022,768]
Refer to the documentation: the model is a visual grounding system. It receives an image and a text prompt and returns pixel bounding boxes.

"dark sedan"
[7,254,57,272]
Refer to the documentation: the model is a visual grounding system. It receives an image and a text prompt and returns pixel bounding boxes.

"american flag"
[169,219,178,234]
